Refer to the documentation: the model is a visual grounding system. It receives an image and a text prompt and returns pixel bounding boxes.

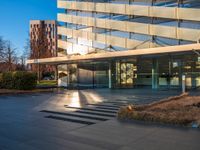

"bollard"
[182,75,186,93]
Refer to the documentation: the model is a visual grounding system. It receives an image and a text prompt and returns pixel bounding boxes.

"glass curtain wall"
[58,52,200,89]
[77,62,109,88]
[111,52,200,89]
[155,52,199,89]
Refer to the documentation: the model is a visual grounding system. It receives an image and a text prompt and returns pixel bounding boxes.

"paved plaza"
[0,89,199,150]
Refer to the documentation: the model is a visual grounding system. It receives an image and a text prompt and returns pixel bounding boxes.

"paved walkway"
[0,89,199,150]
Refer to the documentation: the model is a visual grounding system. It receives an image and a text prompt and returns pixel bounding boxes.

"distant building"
[29,20,57,78]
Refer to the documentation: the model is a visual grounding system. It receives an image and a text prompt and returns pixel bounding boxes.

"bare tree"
[0,36,6,62]
[3,41,17,71]
[17,37,32,70]
[0,37,19,72]
[0,37,27,72]
[24,38,31,59]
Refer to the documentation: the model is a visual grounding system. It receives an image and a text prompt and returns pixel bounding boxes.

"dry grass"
[118,93,200,127]
[37,80,57,87]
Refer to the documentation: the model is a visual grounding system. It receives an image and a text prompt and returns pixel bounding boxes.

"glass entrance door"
[115,60,137,88]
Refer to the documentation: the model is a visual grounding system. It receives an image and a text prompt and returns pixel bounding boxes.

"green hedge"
[0,73,2,88]
[2,72,13,89]
[0,71,37,90]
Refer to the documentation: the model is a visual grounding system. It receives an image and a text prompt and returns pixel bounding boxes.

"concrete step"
[103,101,128,105]
[64,106,117,114]
[94,106,119,111]
[87,104,121,109]
[41,110,110,121]
[45,114,99,125]
[73,110,116,118]
[102,102,127,107]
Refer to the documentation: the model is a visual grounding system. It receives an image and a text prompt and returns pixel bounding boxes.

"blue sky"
[0,0,57,55]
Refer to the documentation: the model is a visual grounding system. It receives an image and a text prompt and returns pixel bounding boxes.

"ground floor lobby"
[58,52,200,90]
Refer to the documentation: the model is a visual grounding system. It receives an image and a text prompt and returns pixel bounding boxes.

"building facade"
[28,0,200,90]
[30,20,57,78]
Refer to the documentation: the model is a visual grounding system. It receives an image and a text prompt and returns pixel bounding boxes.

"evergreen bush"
[0,71,37,90]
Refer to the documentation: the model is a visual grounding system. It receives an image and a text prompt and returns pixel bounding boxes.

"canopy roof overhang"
[27,43,200,65]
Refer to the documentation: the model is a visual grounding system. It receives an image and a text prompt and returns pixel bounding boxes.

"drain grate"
[45,115,95,125]
[64,106,117,114]
[76,110,116,117]
[41,110,108,121]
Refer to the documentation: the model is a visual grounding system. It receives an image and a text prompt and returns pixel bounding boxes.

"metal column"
[152,58,159,89]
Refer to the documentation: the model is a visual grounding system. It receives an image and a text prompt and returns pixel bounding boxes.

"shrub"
[2,72,13,89]
[13,71,37,90]
[1,71,37,90]
[0,73,3,88]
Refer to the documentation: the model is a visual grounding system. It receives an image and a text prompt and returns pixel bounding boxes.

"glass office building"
[28,0,200,89]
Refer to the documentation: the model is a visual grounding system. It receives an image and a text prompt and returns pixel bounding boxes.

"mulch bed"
[118,93,200,128]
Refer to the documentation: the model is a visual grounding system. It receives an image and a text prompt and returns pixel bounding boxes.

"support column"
[37,63,41,82]
[93,64,95,89]
[168,56,173,89]
[109,62,112,89]
[108,61,116,89]
[67,64,70,88]
[152,58,159,89]
[55,65,58,86]
[77,63,80,89]
[178,61,183,89]
[192,61,197,88]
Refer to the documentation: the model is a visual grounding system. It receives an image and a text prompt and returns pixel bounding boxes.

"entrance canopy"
[27,43,200,65]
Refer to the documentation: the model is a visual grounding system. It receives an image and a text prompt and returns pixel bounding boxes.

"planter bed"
[118,93,200,128]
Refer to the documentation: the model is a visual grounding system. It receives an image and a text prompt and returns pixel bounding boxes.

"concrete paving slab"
[0,89,199,150]
[69,120,157,145]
